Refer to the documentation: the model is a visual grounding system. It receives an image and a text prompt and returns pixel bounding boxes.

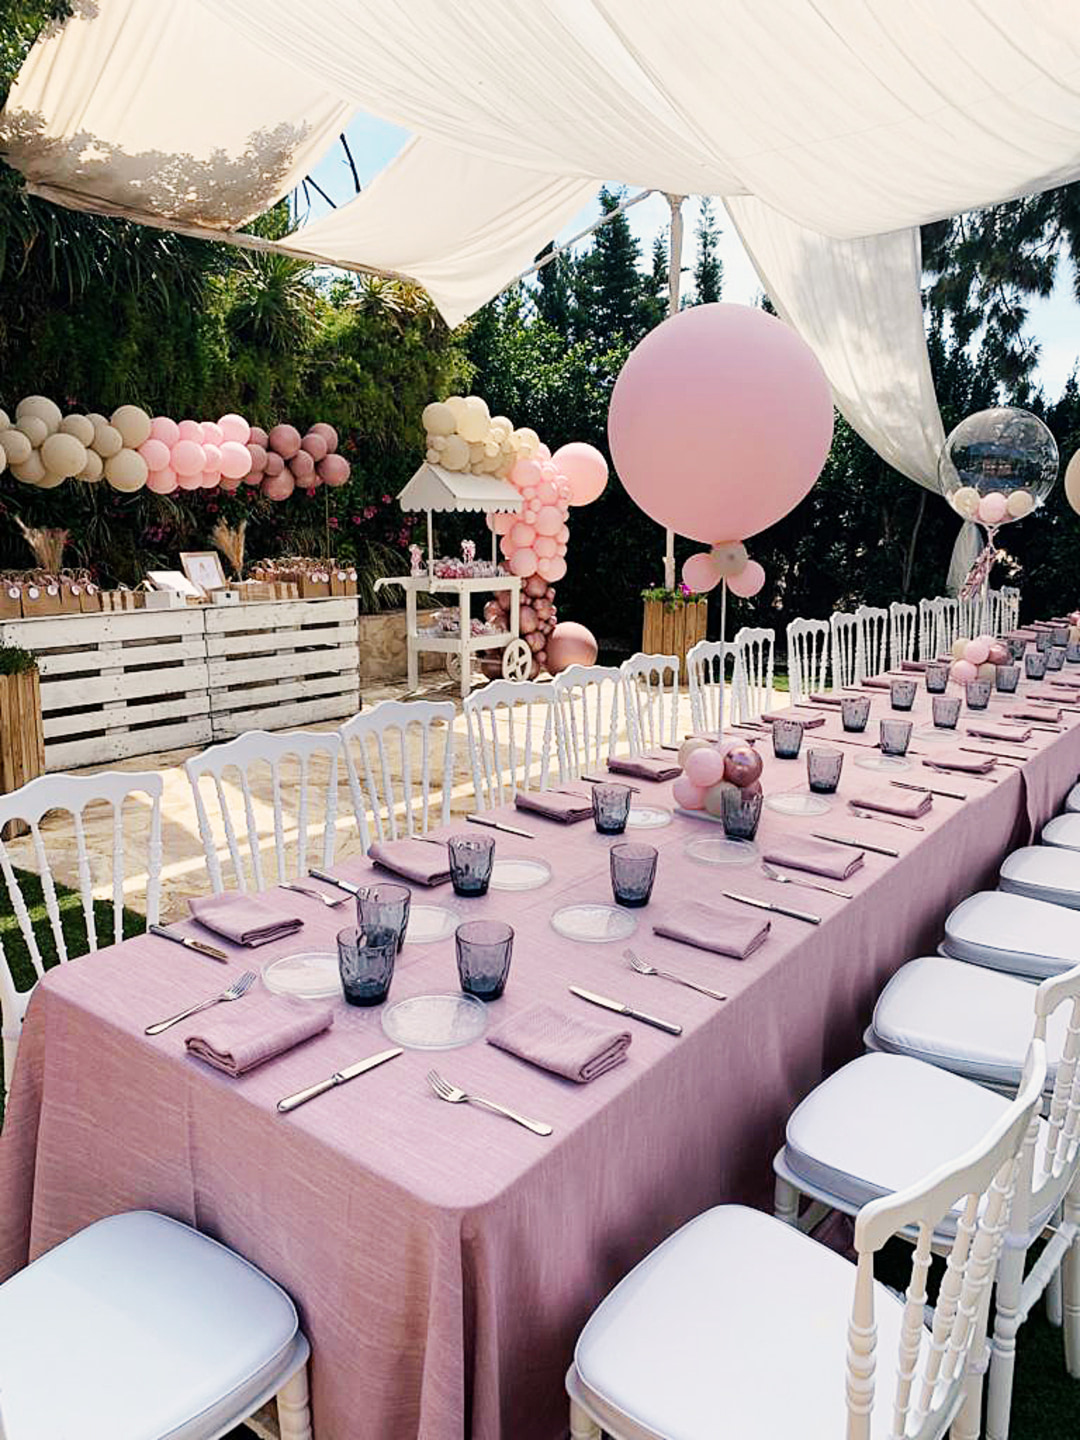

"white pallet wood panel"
[0,609,203,649]
[209,673,358,714]
[203,598,356,634]
[208,646,358,688]
[211,692,358,739]
[46,718,212,770]
[43,693,211,740]
[34,638,208,676]
[205,622,358,659]
[41,662,210,709]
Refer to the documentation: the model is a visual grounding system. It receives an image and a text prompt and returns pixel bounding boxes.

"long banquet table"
[2,668,1080,1439]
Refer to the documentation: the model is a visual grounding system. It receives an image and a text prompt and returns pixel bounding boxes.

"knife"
[307,868,364,896]
[466,814,536,838]
[581,774,642,792]
[890,779,967,801]
[148,923,228,963]
[568,985,682,1035]
[811,832,900,858]
[721,890,820,926]
[277,1047,403,1113]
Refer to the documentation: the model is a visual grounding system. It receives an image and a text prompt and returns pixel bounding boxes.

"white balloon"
[441,435,469,470]
[0,410,8,430]
[1006,487,1036,518]
[36,471,67,490]
[78,449,104,482]
[444,395,468,421]
[109,404,152,448]
[15,395,61,433]
[15,415,48,448]
[12,452,46,484]
[0,428,32,465]
[41,432,88,478]
[59,413,95,446]
[91,421,123,458]
[104,447,149,491]
[422,401,456,437]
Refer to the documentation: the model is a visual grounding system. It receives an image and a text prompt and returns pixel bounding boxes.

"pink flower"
[381,494,392,504]
[352,515,362,525]
[328,516,339,529]
[363,505,377,519]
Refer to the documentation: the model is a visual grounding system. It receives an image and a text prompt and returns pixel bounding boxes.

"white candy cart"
[374,463,532,698]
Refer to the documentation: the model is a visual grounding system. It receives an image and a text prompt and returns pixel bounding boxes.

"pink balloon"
[526,576,548,598]
[499,535,515,560]
[201,443,222,474]
[526,631,545,653]
[261,470,296,501]
[951,659,978,684]
[608,304,833,542]
[200,421,224,447]
[509,521,536,549]
[218,413,251,445]
[199,470,219,489]
[217,441,249,479]
[249,426,268,448]
[556,542,568,557]
[288,449,315,479]
[540,462,558,480]
[146,466,177,495]
[726,559,765,598]
[723,743,763,788]
[268,424,301,458]
[317,454,350,486]
[557,525,570,543]
[138,438,171,472]
[536,480,558,505]
[263,451,284,479]
[535,442,552,461]
[533,505,562,537]
[534,535,557,558]
[519,606,538,634]
[176,471,202,490]
[149,416,179,447]
[309,422,338,453]
[964,638,991,666]
[509,459,542,491]
[539,556,567,581]
[551,442,609,507]
[177,419,203,442]
[672,775,706,810]
[522,486,537,501]
[682,551,722,594]
[546,621,598,674]
[988,642,1009,666]
[488,510,515,535]
[301,431,328,462]
[977,492,1008,525]
[509,548,539,577]
[217,472,243,492]
[685,747,726,788]
[246,443,268,474]
[171,439,205,476]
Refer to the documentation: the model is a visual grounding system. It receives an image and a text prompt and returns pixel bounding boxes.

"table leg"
[406,587,419,692]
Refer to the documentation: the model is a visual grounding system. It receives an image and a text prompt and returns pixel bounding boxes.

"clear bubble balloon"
[938,407,1058,527]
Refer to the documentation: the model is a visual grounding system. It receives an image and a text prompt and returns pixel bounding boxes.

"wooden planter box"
[641,598,708,680]
[0,668,45,836]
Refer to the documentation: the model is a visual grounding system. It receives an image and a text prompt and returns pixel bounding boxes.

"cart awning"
[397,464,523,514]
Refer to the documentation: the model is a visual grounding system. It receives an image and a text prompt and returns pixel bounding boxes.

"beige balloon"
[951,485,980,520]
[422,401,456,437]
[467,441,486,464]
[15,415,48,448]
[78,449,104,482]
[430,434,447,451]
[41,432,88,479]
[36,471,67,490]
[86,412,107,428]
[1071,625,1080,643]
[425,447,442,464]
[977,662,996,683]
[0,428,32,465]
[110,405,152,448]
[951,638,968,660]
[60,413,96,446]
[458,397,491,443]
[490,416,513,440]
[91,422,123,458]
[444,395,468,421]
[104,447,149,491]
[0,442,6,475]
[0,410,8,431]
[482,439,500,458]
[1006,487,1036,518]
[12,452,46,484]
[1064,451,1080,516]
[441,435,469,470]
[15,395,61,433]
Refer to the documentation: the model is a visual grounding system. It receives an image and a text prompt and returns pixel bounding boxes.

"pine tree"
[533,242,575,338]
[692,198,723,305]
[573,187,647,342]
[639,234,669,330]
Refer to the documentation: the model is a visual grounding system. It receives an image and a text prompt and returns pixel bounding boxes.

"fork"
[759,861,852,899]
[425,1070,553,1136]
[623,948,727,1000]
[849,805,925,832]
[144,970,257,1036]
[281,881,349,908]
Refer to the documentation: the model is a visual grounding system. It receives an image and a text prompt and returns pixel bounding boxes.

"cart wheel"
[501,638,533,681]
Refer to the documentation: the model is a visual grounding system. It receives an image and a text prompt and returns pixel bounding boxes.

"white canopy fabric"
[397,464,523,514]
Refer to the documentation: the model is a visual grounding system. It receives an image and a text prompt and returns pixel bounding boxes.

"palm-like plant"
[228,252,323,352]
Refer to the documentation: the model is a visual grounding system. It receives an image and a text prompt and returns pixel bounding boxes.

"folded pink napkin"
[862,675,893,689]
[488,1003,631,1083]
[367,837,450,886]
[190,893,302,947]
[1006,705,1062,722]
[762,708,826,728]
[514,788,593,822]
[847,785,931,819]
[653,900,770,959]
[1048,678,1080,689]
[807,693,843,707]
[965,723,1032,743]
[922,750,996,774]
[185,993,332,1076]
[607,753,682,782]
[760,837,865,879]
[900,660,929,672]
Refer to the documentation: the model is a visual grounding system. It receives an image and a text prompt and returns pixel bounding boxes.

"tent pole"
[663,194,685,591]
[427,510,435,583]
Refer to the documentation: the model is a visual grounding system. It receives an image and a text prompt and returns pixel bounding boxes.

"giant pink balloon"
[488,510,514,535]
[217,472,243,492]
[535,535,557,558]
[317,454,350,486]
[200,421,224,448]
[672,775,706,810]
[608,303,833,542]
[682,551,722,594]
[249,426,269,448]
[551,443,608,507]
[547,621,598,674]
[684,747,726,788]
[540,556,567,581]
[289,449,315,480]
[726,559,765,598]
[201,443,222,474]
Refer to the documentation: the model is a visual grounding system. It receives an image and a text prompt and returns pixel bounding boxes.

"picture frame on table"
[178,551,227,596]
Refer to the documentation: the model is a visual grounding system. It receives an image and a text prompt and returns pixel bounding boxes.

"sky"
[307,116,1080,401]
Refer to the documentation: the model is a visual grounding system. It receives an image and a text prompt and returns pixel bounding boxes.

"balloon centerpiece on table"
[938,407,1058,601]
[671,734,764,815]
[608,303,834,613]
[947,633,1010,687]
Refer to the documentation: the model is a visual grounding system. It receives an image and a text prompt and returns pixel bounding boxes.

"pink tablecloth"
[2,671,1080,1440]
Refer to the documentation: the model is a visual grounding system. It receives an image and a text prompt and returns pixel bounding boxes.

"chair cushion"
[942,890,1080,979]
[1064,782,1080,814]
[870,955,1065,1091]
[0,1211,304,1440]
[1000,846,1080,910]
[1041,813,1080,851]
[574,1204,923,1440]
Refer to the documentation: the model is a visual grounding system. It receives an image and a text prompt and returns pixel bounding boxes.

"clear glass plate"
[381,993,489,1050]
[550,903,638,943]
[262,951,340,999]
[854,754,911,772]
[915,726,958,743]
[684,836,760,866]
[490,857,552,891]
[405,904,459,944]
[626,805,673,829]
[764,790,832,817]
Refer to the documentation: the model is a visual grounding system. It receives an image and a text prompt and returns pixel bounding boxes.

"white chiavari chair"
[620,653,680,754]
[937,596,960,655]
[889,601,918,669]
[464,679,562,810]
[785,618,831,702]
[567,1043,1044,1440]
[732,626,774,722]
[1001,586,1021,631]
[0,1210,312,1439]
[184,730,341,894]
[918,596,938,660]
[829,610,861,688]
[0,770,162,1092]
[956,593,981,641]
[686,640,747,735]
[855,604,889,679]
[554,664,628,777]
[339,700,455,851]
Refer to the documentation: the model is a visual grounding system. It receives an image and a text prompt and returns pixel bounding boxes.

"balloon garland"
[0,397,350,502]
